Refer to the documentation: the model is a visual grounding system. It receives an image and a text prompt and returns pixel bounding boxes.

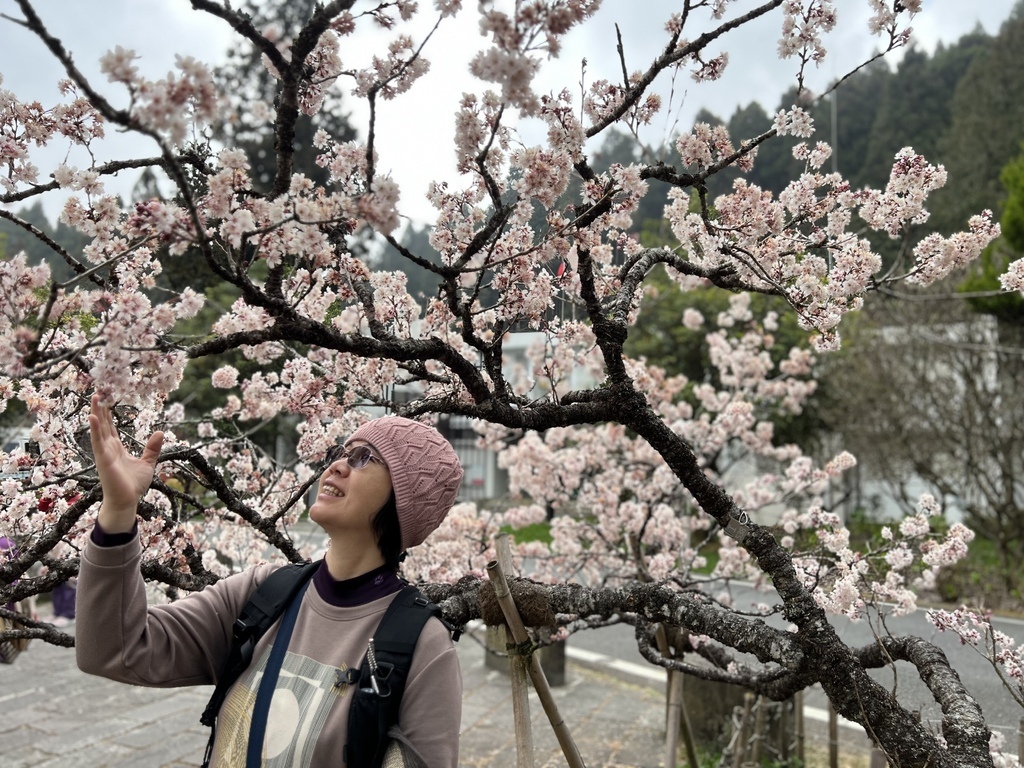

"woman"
[77,394,464,767]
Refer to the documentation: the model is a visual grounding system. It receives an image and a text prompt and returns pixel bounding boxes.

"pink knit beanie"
[346,416,463,551]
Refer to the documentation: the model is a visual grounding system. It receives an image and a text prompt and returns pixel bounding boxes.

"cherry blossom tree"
[2,1,1022,766]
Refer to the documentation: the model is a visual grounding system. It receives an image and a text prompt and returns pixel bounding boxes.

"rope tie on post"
[506,639,535,659]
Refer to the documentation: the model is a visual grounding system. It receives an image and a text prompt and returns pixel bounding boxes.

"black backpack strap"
[344,585,444,768]
[200,560,320,767]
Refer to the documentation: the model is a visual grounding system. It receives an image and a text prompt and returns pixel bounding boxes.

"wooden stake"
[829,701,839,768]
[654,625,698,768]
[750,696,766,764]
[779,696,789,760]
[733,692,754,768]
[676,674,699,768]
[665,670,683,768]
[486,558,587,768]
[795,690,805,764]
[494,535,533,768]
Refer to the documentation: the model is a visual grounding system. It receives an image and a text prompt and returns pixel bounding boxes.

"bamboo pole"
[665,670,683,767]
[828,701,839,768]
[494,534,533,768]
[733,692,754,768]
[1018,718,1023,768]
[795,690,805,764]
[494,531,515,584]
[655,626,679,768]
[486,558,587,768]
[779,696,789,761]
[676,675,699,768]
[750,696,766,764]
[654,625,698,768]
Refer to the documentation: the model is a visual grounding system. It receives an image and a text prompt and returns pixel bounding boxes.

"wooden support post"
[750,696,766,764]
[665,670,683,768]
[486,558,586,768]
[654,624,698,768]
[779,696,789,761]
[1018,717,1024,768]
[829,701,839,768]
[733,692,754,768]
[795,690,805,765]
[493,535,533,768]
[676,676,699,768]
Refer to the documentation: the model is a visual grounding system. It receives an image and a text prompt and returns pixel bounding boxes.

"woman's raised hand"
[88,394,164,533]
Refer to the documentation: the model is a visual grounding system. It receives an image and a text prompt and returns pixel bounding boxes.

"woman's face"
[308,441,393,540]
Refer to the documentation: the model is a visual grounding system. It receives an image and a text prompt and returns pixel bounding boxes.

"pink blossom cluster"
[665,124,1000,349]
[999,256,1024,293]
[312,136,402,234]
[0,254,53,375]
[433,0,464,19]
[583,76,662,127]
[539,89,585,161]
[487,303,838,589]
[102,49,220,145]
[909,211,1001,286]
[676,122,740,170]
[512,146,572,208]
[773,106,814,138]
[866,0,919,44]
[858,147,948,237]
[929,606,1024,710]
[300,31,344,115]
[453,90,511,180]
[471,0,601,114]
[353,34,430,102]
[777,493,975,619]
[403,502,502,583]
[469,48,541,114]
[0,75,104,195]
[777,0,835,63]
[690,52,729,83]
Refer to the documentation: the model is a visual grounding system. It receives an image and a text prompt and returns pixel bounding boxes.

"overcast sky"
[0,0,1016,227]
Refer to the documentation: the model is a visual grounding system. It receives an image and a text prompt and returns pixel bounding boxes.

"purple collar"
[313,561,403,607]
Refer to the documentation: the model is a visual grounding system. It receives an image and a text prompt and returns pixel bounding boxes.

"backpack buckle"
[233,618,253,639]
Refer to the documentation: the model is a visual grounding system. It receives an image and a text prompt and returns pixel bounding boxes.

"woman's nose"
[328,456,351,476]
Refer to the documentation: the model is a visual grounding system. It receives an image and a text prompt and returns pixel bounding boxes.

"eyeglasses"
[324,444,386,470]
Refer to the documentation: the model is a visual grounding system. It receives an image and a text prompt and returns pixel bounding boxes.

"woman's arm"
[398,618,463,768]
[78,393,272,687]
[76,534,273,687]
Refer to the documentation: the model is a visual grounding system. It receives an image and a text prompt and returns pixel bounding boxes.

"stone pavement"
[0,619,874,768]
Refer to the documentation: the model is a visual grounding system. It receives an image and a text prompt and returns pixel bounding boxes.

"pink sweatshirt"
[76,537,462,767]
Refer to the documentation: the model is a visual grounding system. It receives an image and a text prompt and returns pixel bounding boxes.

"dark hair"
[372,491,403,569]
